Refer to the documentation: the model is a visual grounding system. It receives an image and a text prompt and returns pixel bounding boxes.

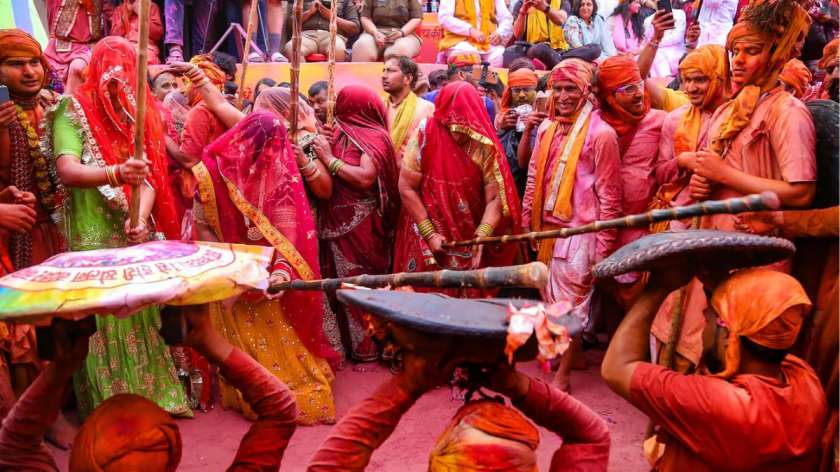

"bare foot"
[552,369,572,394]
[45,412,77,450]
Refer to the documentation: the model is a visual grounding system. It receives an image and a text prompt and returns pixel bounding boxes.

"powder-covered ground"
[48,350,648,471]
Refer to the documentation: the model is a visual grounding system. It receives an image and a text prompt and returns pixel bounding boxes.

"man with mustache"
[595,54,667,308]
[522,59,623,391]
[382,56,435,164]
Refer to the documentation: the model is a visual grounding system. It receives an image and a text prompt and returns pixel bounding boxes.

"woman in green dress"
[46,37,190,417]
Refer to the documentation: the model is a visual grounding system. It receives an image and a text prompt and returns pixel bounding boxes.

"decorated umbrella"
[0,240,272,324]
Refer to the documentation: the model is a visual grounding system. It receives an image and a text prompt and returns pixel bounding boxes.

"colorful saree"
[46,37,189,418]
[318,85,399,361]
[193,111,338,424]
[394,81,521,297]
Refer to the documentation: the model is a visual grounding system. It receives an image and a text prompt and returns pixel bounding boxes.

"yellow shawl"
[387,91,419,154]
[526,0,568,50]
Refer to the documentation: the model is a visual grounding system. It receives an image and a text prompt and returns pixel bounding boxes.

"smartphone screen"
[534,95,548,113]
[657,0,672,13]
[0,86,9,105]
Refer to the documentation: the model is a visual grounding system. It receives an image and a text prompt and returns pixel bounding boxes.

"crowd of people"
[0,0,837,467]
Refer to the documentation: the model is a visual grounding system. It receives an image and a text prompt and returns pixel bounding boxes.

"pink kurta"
[522,114,623,318]
[44,0,103,80]
[651,88,816,364]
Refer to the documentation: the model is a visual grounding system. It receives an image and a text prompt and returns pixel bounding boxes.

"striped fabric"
[0,0,48,48]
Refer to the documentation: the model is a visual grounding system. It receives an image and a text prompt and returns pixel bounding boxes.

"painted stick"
[288,0,303,138]
[238,0,260,98]
[130,0,152,228]
[443,192,780,248]
[268,262,548,293]
[325,0,339,127]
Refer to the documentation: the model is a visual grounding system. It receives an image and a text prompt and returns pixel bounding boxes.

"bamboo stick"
[130,0,151,228]
[268,262,548,293]
[442,192,781,249]
[238,0,261,98]
[325,0,339,126]
[288,0,303,139]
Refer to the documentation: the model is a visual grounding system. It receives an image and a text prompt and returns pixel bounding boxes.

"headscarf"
[334,85,400,229]
[500,68,539,116]
[73,36,180,239]
[448,51,481,68]
[673,44,727,156]
[201,111,339,365]
[254,86,319,134]
[779,58,813,98]
[548,58,595,120]
[710,268,812,379]
[185,54,225,106]
[69,394,181,471]
[429,400,540,471]
[0,29,49,88]
[711,0,811,155]
[596,54,650,136]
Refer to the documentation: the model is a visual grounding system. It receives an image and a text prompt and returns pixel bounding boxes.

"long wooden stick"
[443,192,781,248]
[130,0,152,228]
[268,262,548,293]
[325,0,339,126]
[288,0,303,138]
[238,0,260,98]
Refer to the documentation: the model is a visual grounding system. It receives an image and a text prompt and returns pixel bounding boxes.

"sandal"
[270,52,289,63]
[166,46,184,64]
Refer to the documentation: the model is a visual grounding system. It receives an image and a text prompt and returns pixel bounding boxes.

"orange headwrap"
[711,0,811,155]
[818,37,839,71]
[447,51,481,68]
[779,58,813,98]
[69,394,182,471]
[710,268,812,379]
[548,58,595,120]
[429,400,540,472]
[186,54,226,106]
[0,29,50,88]
[596,54,650,137]
[500,68,539,115]
[673,44,727,156]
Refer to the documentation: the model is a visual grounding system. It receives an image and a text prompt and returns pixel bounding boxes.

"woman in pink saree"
[312,85,400,362]
[192,111,339,424]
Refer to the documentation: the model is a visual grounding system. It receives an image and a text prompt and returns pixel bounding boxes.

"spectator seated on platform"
[506,0,572,66]
[437,0,513,67]
[563,0,616,60]
[352,0,424,61]
[284,0,360,62]
[111,0,165,65]
[422,52,496,119]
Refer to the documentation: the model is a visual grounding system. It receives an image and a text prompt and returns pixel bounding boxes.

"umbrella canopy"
[0,240,272,324]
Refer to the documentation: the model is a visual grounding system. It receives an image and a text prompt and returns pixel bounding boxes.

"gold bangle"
[417,218,436,240]
[475,223,494,237]
[328,158,344,175]
[105,165,119,187]
[304,168,321,181]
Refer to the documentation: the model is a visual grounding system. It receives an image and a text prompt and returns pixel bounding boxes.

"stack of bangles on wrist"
[475,223,494,237]
[328,158,344,175]
[105,164,122,187]
[417,218,437,241]
[299,157,320,181]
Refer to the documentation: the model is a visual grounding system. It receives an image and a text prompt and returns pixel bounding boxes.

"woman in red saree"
[192,111,339,424]
[395,81,522,298]
[311,85,399,362]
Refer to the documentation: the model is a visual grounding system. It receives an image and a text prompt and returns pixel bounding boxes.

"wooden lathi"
[267,262,547,294]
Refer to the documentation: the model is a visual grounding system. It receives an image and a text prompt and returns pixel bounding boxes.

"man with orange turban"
[595,54,667,311]
[0,28,64,433]
[308,350,610,470]
[779,58,817,100]
[496,67,540,196]
[603,265,828,471]
[522,58,622,391]
[818,37,838,101]
[422,52,497,120]
[0,308,300,470]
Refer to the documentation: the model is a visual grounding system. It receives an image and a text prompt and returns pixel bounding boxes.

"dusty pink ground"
[48,350,648,471]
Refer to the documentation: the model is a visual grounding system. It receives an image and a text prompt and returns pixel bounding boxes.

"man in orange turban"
[0,308,300,470]
[779,58,816,100]
[522,58,622,391]
[595,54,667,308]
[496,67,540,195]
[0,29,63,435]
[421,52,497,119]
[818,37,838,101]
[603,265,828,471]
[309,350,610,469]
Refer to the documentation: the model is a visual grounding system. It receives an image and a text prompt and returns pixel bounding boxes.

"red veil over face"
[200,111,338,365]
[73,36,180,239]
[419,81,521,270]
